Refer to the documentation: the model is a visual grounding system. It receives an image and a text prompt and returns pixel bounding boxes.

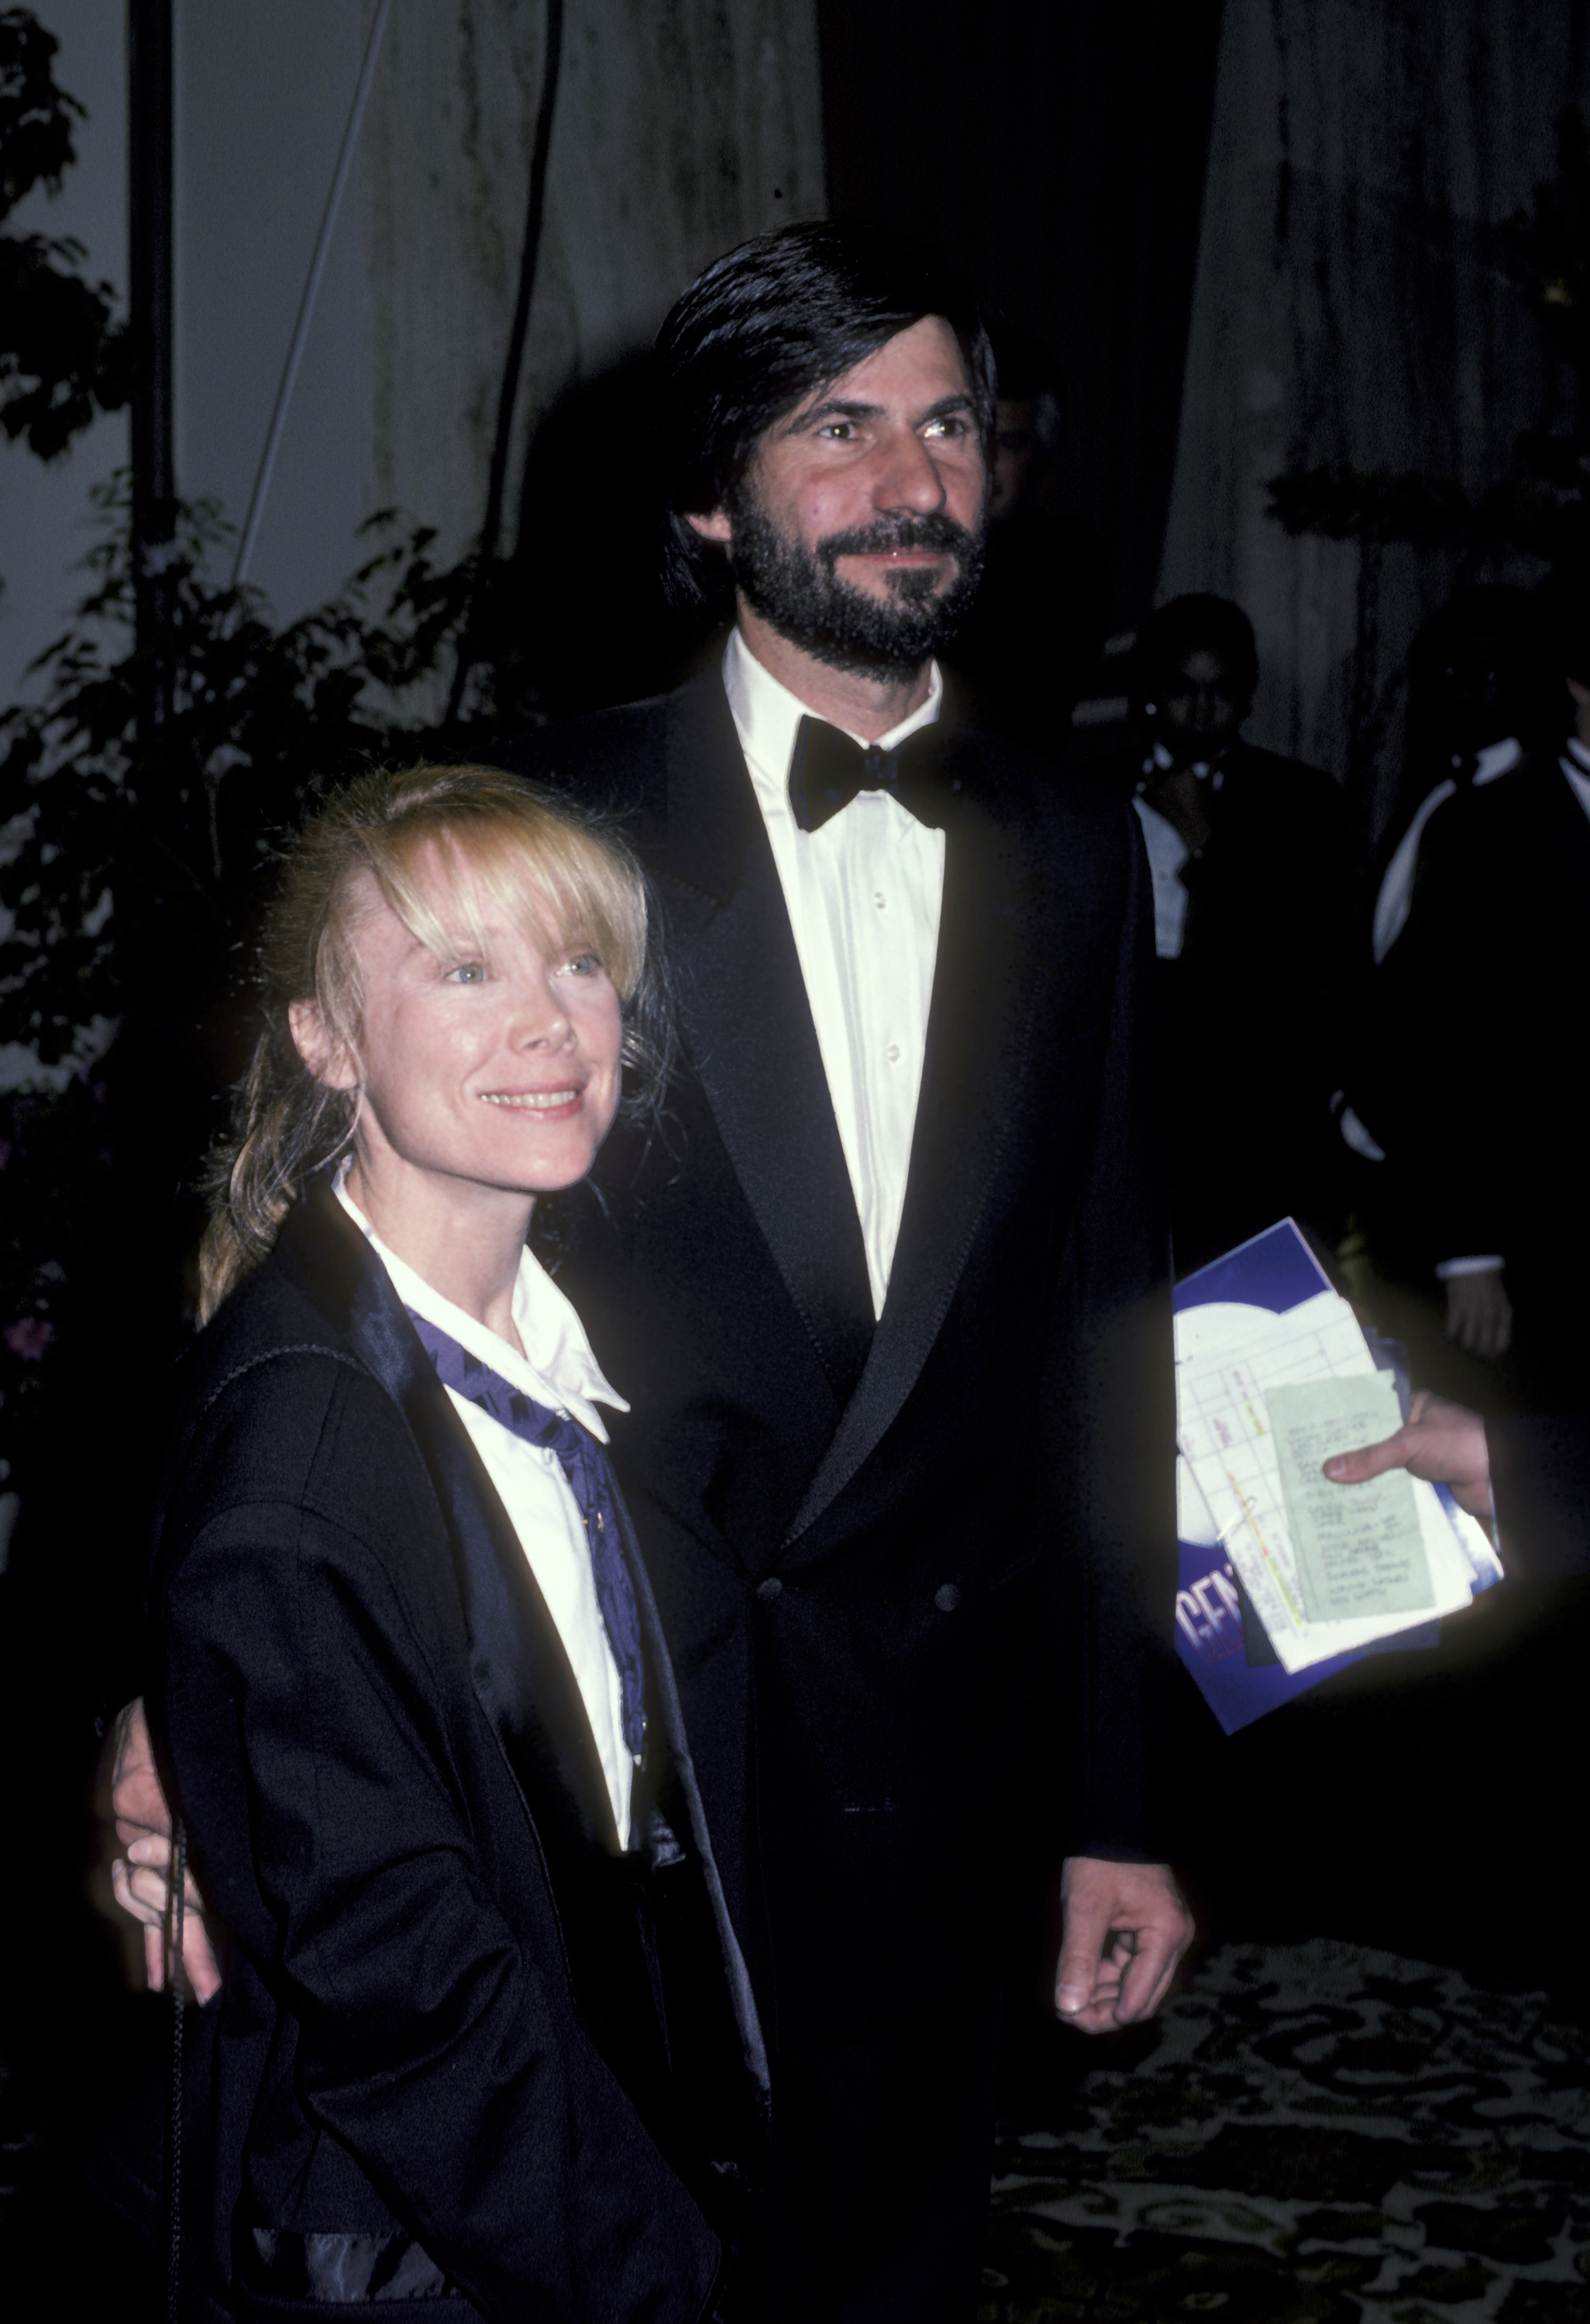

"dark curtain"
[816,0,1224,629]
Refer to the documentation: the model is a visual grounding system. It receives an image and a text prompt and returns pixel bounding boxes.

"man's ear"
[288,999,358,1092]
[684,508,733,545]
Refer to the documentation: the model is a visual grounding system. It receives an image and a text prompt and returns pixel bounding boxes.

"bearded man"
[115,222,1189,2322]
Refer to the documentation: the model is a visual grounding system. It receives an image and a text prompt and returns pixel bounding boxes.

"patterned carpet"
[983,1941,1590,2322]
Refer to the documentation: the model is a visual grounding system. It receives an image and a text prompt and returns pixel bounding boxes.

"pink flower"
[4,1318,54,1360]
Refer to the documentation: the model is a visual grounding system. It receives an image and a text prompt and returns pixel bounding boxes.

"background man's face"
[1437,632,1515,753]
[702,316,989,679]
[1152,646,1250,762]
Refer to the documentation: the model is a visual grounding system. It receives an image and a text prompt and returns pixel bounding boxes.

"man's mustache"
[817,514,979,569]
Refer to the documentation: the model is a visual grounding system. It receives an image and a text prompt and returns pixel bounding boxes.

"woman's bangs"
[371,812,645,997]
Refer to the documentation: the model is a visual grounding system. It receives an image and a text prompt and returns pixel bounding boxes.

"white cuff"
[1337,1105,1386,1164]
[1435,1256,1505,1281]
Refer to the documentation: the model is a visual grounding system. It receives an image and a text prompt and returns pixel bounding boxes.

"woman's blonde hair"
[198,761,662,1323]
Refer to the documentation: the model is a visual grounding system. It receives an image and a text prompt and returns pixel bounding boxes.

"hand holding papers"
[1173,1222,1502,1721]
[1269,1375,1433,1624]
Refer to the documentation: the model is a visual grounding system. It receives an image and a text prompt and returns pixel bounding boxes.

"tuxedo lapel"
[284,1188,620,1851]
[781,736,1041,1549]
[649,672,875,1405]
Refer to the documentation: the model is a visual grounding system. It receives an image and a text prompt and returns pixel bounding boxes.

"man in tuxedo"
[1344,586,1539,1385]
[1345,572,1590,1411]
[514,222,1189,2315]
[115,222,1190,2320]
[1094,594,1353,1273]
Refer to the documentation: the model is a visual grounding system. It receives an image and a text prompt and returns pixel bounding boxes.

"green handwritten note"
[1268,1373,1433,1624]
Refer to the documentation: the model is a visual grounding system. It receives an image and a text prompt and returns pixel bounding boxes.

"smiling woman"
[198,761,659,1325]
[113,762,759,2322]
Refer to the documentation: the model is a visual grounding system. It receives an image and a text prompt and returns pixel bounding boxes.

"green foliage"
[1268,108,1590,562]
[0,489,474,1063]
[0,490,479,1423]
[0,6,501,1442]
[0,7,127,459]
[0,3,77,209]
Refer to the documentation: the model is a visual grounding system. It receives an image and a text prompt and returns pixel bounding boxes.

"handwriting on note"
[1268,1374,1433,1624]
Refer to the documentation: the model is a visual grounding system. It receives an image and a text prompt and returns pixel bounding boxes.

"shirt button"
[873,891,887,909]
[934,1583,961,1613]
[886,1043,900,1064]
[756,1576,783,1602]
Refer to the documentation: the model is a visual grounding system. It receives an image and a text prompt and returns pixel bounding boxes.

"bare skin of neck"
[736,594,933,743]
[345,1146,532,1358]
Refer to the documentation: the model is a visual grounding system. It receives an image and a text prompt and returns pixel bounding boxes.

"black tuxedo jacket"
[515,667,1175,2052]
[1492,1415,1590,1580]
[1360,751,1590,1277]
[1097,740,1354,1270]
[148,1188,764,2324]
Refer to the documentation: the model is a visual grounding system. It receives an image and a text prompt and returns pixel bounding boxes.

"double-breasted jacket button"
[934,1583,961,1613]
[756,1576,783,1602]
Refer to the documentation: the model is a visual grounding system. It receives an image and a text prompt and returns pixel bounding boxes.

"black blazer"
[516,667,1176,2052]
[1359,751,1590,1278]
[148,1186,766,2324]
[1492,1415,1590,1580]
[1097,740,1354,1270]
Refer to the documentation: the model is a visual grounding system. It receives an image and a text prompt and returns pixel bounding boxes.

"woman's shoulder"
[167,1200,407,1516]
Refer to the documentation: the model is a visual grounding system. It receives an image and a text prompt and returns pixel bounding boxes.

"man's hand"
[108,1697,222,2003]
[1445,1268,1513,1359]
[1051,1856,1193,2033]
[1321,1388,1492,1519]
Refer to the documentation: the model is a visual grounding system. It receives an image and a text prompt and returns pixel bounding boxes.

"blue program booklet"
[1172,1219,1488,1735]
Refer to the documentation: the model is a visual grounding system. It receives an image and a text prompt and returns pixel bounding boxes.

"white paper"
[1174,1290,1475,1672]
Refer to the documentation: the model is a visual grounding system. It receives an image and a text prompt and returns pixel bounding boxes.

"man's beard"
[726,495,985,680]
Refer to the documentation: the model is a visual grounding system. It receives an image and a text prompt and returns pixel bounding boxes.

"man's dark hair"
[654,219,996,615]
[1133,593,1260,709]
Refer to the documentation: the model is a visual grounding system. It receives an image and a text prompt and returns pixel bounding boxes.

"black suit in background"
[1357,751,1590,1409]
[515,667,1175,2315]
[148,1189,763,2324]
[1097,741,1354,1277]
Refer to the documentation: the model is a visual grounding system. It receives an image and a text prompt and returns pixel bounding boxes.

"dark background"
[4,0,1589,2307]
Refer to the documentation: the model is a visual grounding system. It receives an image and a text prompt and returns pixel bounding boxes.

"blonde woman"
[131,765,761,2322]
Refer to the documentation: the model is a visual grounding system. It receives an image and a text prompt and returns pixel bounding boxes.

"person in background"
[1338,586,1541,1384]
[114,765,762,2321]
[1366,586,1538,972]
[1096,593,1354,1276]
[1342,571,1590,1408]
[945,323,1110,741]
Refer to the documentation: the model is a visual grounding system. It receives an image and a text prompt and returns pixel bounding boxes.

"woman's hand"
[108,1697,222,2003]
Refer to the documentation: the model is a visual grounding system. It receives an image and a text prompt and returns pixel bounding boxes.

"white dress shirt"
[1371,734,1522,964]
[334,1175,635,1847]
[1131,745,1224,962]
[1131,799,1191,961]
[723,626,945,1318]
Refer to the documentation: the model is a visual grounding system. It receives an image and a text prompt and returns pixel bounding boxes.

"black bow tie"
[788,715,952,834]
